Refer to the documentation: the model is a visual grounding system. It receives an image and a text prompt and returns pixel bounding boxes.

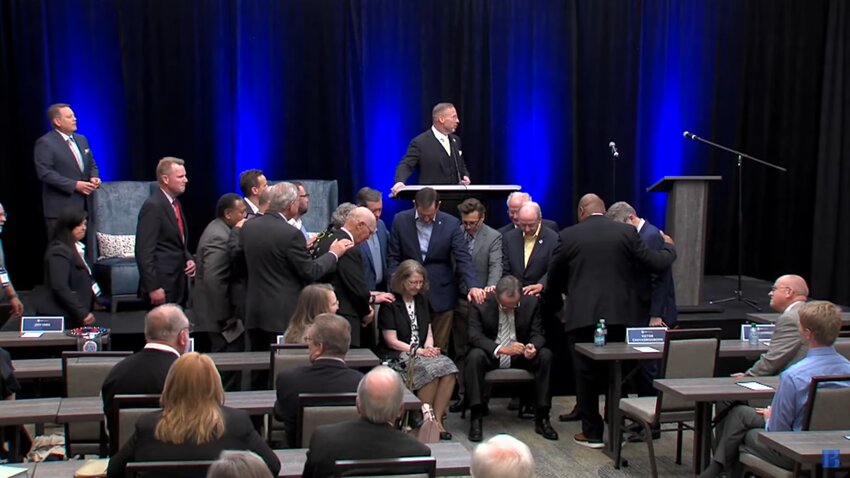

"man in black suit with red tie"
[34,103,101,239]
[135,157,195,307]
[390,103,470,197]
[544,193,676,449]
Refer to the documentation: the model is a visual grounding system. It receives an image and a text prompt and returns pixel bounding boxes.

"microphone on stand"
[683,131,699,140]
[608,141,619,158]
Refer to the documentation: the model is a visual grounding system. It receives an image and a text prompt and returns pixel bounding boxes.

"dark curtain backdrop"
[0,0,848,304]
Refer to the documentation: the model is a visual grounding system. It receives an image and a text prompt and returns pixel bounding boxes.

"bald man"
[313,206,394,347]
[544,193,676,448]
[498,192,559,235]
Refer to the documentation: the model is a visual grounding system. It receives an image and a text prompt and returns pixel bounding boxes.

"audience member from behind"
[108,353,280,478]
[36,208,96,327]
[302,366,431,478]
[471,434,535,478]
[283,283,339,344]
[0,203,24,320]
[207,450,273,478]
[274,314,363,448]
[101,304,189,434]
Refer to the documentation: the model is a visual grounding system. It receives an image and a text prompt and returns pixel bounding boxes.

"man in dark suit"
[238,169,268,218]
[313,207,393,347]
[229,186,269,327]
[387,188,485,351]
[34,103,101,239]
[101,304,188,448]
[465,276,558,442]
[190,193,246,355]
[356,187,389,291]
[390,103,470,197]
[498,192,559,235]
[240,182,352,355]
[501,202,558,296]
[302,366,431,478]
[135,157,195,307]
[543,193,676,448]
[274,314,364,448]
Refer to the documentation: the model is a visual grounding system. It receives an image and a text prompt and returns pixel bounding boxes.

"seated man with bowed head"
[273,313,364,448]
[302,366,431,478]
[471,434,535,478]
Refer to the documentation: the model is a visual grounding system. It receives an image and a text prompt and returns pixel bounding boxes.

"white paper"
[633,346,659,353]
[736,381,774,391]
[21,332,44,338]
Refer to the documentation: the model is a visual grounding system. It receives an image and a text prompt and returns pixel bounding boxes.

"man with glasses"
[501,201,558,297]
[289,181,311,240]
[274,314,363,448]
[465,275,557,442]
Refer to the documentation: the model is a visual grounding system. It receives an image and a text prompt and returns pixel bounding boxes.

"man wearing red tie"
[135,157,196,307]
[34,103,101,240]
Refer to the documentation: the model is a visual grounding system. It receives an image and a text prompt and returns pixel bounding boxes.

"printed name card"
[20,316,64,336]
[626,327,667,344]
[740,324,775,342]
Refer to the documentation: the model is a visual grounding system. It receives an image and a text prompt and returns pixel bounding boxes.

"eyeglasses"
[405,279,425,287]
[299,194,310,198]
[498,301,520,311]
[462,218,482,227]
[361,221,376,235]
[181,324,194,334]
[770,286,792,293]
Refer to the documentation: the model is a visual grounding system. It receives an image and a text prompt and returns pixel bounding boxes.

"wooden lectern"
[647,176,721,306]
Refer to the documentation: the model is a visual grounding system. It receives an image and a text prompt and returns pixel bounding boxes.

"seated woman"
[36,208,96,328]
[377,259,457,440]
[107,353,280,478]
[282,283,338,344]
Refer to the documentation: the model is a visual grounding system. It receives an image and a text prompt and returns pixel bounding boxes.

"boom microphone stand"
[682,131,786,312]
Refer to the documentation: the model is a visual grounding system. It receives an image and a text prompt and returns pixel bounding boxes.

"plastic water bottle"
[600,319,608,339]
[594,321,606,347]
[749,323,760,346]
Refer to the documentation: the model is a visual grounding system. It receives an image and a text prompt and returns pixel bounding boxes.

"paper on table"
[736,381,774,391]
[20,332,44,338]
[633,346,659,353]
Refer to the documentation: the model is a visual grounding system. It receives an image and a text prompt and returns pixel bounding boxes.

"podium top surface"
[647,175,722,192]
[394,184,522,200]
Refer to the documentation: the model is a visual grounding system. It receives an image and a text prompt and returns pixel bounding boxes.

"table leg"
[691,401,713,474]
[605,361,622,456]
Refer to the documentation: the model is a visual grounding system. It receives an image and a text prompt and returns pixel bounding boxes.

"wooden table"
[0,331,109,349]
[654,375,780,474]
[276,442,471,477]
[13,349,381,380]
[0,397,62,462]
[759,430,850,478]
[748,312,850,327]
[574,339,770,456]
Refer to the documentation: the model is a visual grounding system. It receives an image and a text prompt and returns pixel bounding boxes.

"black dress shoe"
[449,398,465,413]
[558,406,580,422]
[468,417,483,442]
[535,418,559,440]
[627,428,661,442]
[439,430,453,440]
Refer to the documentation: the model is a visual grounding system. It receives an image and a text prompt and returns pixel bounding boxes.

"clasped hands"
[416,346,442,358]
[498,342,537,360]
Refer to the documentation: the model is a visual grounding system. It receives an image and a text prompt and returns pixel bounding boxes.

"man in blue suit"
[388,188,486,350]
[356,187,389,291]
[34,103,101,239]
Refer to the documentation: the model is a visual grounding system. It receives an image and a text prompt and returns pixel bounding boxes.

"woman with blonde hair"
[107,353,279,477]
[282,283,338,344]
[377,259,458,440]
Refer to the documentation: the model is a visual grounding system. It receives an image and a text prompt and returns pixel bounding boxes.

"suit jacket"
[303,418,431,478]
[498,218,560,235]
[387,209,480,313]
[314,228,371,347]
[394,129,468,184]
[544,215,677,331]
[458,224,502,295]
[101,348,178,423]
[135,189,191,305]
[107,406,280,478]
[639,221,678,327]
[468,295,546,353]
[746,301,808,376]
[190,218,234,333]
[359,218,388,291]
[33,130,99,219]
[376,293,431,359]
[273,358,364,448]
[240,213,337,333]
[501,226,558,288]
[37,240,92,327]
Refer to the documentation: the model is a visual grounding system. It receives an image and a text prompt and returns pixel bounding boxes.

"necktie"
[439,136,451,156]
[465,232,474,254]
[496,310,515,368]
[172,200,185,241]
[67,137,84,171]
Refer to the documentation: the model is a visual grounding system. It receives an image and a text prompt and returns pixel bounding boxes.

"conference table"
[654,375,780,474]
[12,348,381,380]
[574,339,770,456]
[758,430,850,478]
[0,331,110,349]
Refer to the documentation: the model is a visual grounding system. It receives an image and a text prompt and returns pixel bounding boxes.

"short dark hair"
[46,103,70,123]
[356,187,382,206]
[414,187,440,208]
[238,169,265,197]
[458,198,486,216]
[216,193,242,219]
[495,275,522,299]
[52,207,87,245]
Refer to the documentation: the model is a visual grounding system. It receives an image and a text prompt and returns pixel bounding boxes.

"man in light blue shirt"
[701,301,850,478]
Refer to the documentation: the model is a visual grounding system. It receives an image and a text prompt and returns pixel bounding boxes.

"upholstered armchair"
[269,179,338,233]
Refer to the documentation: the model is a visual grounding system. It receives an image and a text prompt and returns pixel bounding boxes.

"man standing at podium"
[390,103,470,197]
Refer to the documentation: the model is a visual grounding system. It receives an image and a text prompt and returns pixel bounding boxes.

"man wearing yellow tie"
[34,103,100,239]
[500,202,558,297]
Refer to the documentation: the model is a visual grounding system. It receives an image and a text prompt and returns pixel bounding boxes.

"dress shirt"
[143,342,181,357]
[414,211,433,262]
[767,346,850,431]
[522,223,541,267]
[244,198,260,215]
[431,126,451,156]
[493,307,517,360]
[366,232,383,285]
[58,130,84,170]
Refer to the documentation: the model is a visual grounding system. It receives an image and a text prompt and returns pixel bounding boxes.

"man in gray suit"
[190,193,246,355]
[732,274,809,377]
[451,198,502,410]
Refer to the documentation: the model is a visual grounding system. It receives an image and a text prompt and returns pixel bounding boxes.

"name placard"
[626,327,667,345]
[740,324,775,341]
[20,316,64,334]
